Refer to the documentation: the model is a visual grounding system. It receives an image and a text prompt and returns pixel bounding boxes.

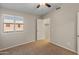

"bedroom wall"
[0,8,37,50]
[43,3,79,52]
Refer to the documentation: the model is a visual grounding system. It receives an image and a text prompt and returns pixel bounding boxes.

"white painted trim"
[50,41,77,54]
[0,40,35,51]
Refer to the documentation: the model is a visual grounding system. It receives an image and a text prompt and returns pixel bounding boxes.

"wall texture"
[0,8,36,50]
[43,4,79,52]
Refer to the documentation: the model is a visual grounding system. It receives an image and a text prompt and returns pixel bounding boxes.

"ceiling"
[0,3,62,16]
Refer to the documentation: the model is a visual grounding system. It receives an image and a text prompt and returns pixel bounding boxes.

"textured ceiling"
[0,3,61,16]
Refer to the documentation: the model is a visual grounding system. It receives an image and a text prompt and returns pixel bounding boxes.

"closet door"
[37,18,50,41]
[37,19,45,40]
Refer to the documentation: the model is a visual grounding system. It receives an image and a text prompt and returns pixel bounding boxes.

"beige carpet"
[0,40,77,55]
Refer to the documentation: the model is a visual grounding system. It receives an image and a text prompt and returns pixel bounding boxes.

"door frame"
[36,18,50,41]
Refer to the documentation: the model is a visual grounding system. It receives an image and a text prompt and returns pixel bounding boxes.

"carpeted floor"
[0,40,77,55]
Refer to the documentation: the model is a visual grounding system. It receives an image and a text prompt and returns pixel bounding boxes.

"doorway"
[37,18,50,41]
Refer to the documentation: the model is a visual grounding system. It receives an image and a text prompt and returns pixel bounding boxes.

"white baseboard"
[49,41,77,54]
[0,40,35,51]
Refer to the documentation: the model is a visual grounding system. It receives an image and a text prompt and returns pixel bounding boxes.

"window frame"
[2,14,24,33]
[14,16,24,32]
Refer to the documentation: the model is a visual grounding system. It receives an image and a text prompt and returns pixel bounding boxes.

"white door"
[77,12,79,54]
[44,18,50,40]
[37,19,45,40]
[37,18,50,41]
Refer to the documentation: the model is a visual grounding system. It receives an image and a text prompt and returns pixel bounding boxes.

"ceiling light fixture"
[36,3,51,8]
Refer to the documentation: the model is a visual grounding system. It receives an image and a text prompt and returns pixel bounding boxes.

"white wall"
[0,8,36,50]
[43,4,79,52]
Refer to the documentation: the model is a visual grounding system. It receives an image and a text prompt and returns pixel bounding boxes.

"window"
[15,16,24,31]
[3,14,24,32]
[4,15,14,32]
